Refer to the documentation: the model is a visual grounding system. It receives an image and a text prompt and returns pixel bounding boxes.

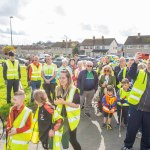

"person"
[114,57,126,90]
[121,53,150,150]
[77,61,98,117]
[102,85,117,130]
[33,89,63,150]
[3,51,21,103]
[5,90,32,150]
[57,58,72,79]
[28,55,42,102]
[55,69,81,150]
[42,55,57,103]
[73,54,79,64]
[117,78,130,128]
[99,65,116,114]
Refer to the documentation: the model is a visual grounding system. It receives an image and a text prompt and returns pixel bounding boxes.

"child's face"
[107,91,113,96]
[13,95,23,107]
[122,83,130,90]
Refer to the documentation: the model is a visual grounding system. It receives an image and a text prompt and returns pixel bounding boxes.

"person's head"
[69,58,75,66]
[127,58,134,69]
[121,78,130,91]
[77,61,83,69]
[105,56,110,64]
[86,61,93,71]
[138,63,146,70]
[33,55,39,65]
[119,57,126,67]
[13,90,26,107]
[107,85,114,96]
[74,54,78,61]
[8,51,15,61]
[33,89,48,106]
[45,55,52,64]
[102,65,112,75]
[62,58,68,67]
[59,69,73,89]
[82,60,87,68]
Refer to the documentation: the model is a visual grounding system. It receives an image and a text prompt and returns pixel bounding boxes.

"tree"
[72,46,79,55]
[2,46,16,55]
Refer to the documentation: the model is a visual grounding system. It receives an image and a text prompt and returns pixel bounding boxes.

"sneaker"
[102,123,106,128]
[136,131,142,139]
[107,124,113,130]
[95,112,102,116]
[115,123,119,128]
[84,112,91,118]
[121,146,134,150]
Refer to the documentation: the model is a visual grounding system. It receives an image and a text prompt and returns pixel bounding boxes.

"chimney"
[93,36,95,40]
[138,33,141,38]
[102,35,104,40]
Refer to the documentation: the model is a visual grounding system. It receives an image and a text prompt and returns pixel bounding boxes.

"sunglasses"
[104,70,110,72]
[87,65,93,68]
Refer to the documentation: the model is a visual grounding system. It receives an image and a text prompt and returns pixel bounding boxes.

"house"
[50,40,79,57]
[124,33,150,57]
[79,36,118,57]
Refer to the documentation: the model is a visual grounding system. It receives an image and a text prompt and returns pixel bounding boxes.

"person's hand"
[135,52,142,63]
[48,129,55,138]
[8,128,17,136]
[54,98,65,105]
[45,79,50,84]
[110,108,115,114]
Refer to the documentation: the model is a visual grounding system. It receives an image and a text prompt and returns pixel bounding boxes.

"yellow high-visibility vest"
[43,63,56,76]
[30,63,42,81]
[4,106,32,150]
[128,70,147,105]
[117,88,130,106]
[56,85,80,131]
[6,59,19,80]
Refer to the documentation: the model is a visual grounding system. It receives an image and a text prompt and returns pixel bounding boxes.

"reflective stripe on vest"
[6,59,19,79]
[30,63,42,81]
[128,70,147,105]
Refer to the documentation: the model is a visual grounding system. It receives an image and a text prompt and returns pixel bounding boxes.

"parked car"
[53,56,65,68]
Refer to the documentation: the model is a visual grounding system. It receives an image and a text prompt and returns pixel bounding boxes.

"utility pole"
[10,16,13,45]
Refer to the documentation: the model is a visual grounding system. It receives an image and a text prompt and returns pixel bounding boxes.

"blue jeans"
[124,106,150,150]
[30,80,41,101]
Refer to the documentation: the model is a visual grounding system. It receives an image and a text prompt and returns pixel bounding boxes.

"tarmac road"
[0,111,140,150]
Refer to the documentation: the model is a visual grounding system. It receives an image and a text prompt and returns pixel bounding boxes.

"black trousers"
[124,106,150,149]
[7,79,19,103]
[43,83,56,103]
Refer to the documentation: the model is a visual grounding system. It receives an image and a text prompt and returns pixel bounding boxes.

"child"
[117,78,130,127]
[102,85,117,130]
[5,90,32,150]
[33,89,63,150]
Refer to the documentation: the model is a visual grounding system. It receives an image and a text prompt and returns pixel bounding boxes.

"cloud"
[94,25,110,34]
[0,28,26,35]
[81,23,92,31]
[54,5,66,16]
[120,27,137,37]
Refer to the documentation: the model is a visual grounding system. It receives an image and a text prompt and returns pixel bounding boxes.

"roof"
[17,45,44,50]
[92,49,109,53]
[124,35,150,45]
[80,38,116,46]
[51,41,79,48]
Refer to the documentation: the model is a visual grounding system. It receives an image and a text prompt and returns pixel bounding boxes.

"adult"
[42,55,57,103]
[3,51,21,103]
[114,57,126,89]
[77,61,98,117]
[121,53,150,150]
[55,69,81,150]
[99,65,116,113]
[28,56,42,102]
[57,58,72,78]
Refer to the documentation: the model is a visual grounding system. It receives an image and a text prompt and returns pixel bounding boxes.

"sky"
[0,0,150,45]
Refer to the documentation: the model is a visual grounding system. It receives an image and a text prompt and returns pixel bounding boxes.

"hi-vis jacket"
[6,59,19,80]
[102,94,117,114]
[31,106,63,150]
[4,107,32,150]
[56,85,81,131]
[30,63,42,81]
[128,70,147,105]
[117,88,130,106]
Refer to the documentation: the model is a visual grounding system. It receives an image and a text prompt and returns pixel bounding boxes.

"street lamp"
[10,16,13,45]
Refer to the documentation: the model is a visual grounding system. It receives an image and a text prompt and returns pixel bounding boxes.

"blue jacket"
[77,70,98,95]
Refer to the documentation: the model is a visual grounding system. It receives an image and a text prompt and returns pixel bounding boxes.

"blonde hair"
[102,65,112,75]
[33,89,49,104]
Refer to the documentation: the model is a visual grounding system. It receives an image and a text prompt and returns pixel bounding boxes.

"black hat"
[8,51,15,56]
